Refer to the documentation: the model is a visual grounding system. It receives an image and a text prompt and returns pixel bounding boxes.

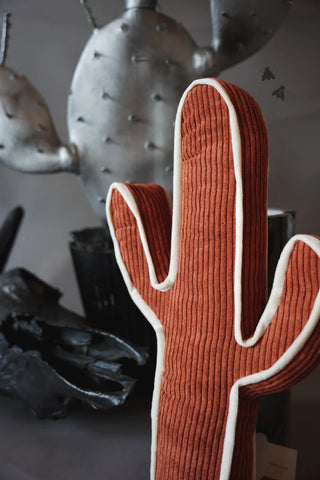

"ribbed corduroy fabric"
[108,80,320,480]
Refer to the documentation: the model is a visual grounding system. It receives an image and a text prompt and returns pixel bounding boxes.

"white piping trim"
[106,185,165,480]
[108,79,242,295]
[220,255,320,479]
[106,78,320,480]
[106,182,171,291]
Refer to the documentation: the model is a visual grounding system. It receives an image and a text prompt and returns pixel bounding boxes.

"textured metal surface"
[0,208,148,418]
[0,65,78,173]
[0,1,291,224]
[70,227,156,393]
[210,0,291,70]
[68,5,210,221]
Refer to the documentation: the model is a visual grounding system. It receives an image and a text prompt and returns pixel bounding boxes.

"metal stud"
[220,11,232,19]
[128,114,137,123]
[103,136,112,143]
[3,106,13,119]
[120,23,129,32]
[151,93,162,102]
[165,165,173,174]
[0,144,4,149]
[100,166,112,174]
[77,116,85,123]
[144,141,155,151]
[93,51,103,59]
[131,54,149,63]
[102,91,110,100]
[97,196,106,204]
[38,124,46,132]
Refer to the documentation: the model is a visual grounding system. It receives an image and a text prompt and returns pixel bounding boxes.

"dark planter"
[258,209,296,444]
[69,228,156,393]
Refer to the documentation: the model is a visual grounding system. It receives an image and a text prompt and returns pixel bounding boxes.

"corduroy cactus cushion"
[106,79,320,480]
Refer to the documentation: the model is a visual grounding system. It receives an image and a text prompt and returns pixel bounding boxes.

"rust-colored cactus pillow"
[106,79,320,480]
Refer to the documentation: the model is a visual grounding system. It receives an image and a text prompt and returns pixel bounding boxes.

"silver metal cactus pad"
[0,1,291,224]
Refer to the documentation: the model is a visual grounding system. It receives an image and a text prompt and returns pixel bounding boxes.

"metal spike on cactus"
[0,1,291,224]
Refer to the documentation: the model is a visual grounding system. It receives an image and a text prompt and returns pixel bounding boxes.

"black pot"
[69,228,156,393]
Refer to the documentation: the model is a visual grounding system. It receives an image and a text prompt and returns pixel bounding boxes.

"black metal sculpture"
[0,208,148,418]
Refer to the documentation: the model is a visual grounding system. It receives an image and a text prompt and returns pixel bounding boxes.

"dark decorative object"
[262,66,275,81]
[0,208,148,418]
[257,209,296,444]
[267,209,295,296]
[69,228,156,392]
[0,268,148,419]
[272,85,285,100]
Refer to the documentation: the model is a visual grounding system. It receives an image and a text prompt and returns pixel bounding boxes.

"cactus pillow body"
[106,79,320,480]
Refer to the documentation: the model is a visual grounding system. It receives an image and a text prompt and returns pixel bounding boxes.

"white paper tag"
[256,433,297,480]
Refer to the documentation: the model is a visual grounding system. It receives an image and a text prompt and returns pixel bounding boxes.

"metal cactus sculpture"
[0,1,291,223]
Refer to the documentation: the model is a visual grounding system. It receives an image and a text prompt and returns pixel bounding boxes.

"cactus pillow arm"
[107,79,320,480]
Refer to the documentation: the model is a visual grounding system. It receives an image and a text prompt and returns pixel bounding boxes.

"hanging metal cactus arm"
[0,67,79,174]
[194,0,292,75]
[0,12,79,175]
